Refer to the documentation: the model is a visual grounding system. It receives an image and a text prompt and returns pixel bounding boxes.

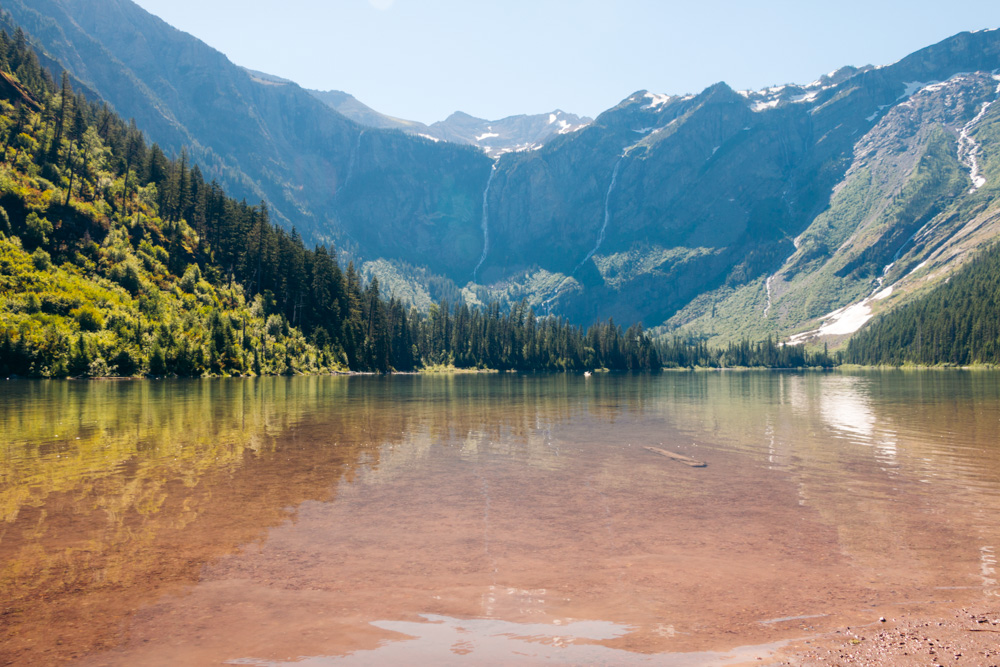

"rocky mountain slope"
[666,66,1000,346]
[8,0,1000,345]
[474,30,1000,341]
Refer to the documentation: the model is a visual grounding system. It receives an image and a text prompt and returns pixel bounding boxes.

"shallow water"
[2,372,1000,665]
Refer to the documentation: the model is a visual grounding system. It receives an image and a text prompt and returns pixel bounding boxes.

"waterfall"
[342,129,364,193]
[473,163,497,282]
[542,155,625,313]
[575,155,624,273]
[958,99,994,191]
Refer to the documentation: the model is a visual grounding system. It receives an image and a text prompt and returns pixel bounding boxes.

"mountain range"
[302,82,591,158]
[6,0,1000,348]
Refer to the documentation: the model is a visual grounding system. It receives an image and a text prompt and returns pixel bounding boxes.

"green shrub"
[109,258,143,295]
[30,247,51,270]
[24,292,41,313]
[25,212,52,246]
[180,264,201,292]
[72,304,104,331]
[87,356,113,377]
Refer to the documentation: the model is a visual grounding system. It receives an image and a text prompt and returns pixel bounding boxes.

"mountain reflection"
[4,372,1000,665]
[0,377,389,664]
[0,374,656,664]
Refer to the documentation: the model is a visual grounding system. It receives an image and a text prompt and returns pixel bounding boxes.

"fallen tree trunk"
[644,446,707,468]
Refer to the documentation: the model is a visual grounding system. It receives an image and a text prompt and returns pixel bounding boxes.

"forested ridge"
[846,243,1000,366]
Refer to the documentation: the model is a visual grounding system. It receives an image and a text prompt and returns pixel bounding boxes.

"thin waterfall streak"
[576,155,624,272]
[542,155,625,314]
[473,164,497,282]
[958,94,996,191]
[342,130,364,194]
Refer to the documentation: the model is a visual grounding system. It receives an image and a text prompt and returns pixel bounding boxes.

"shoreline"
[768,600,1000,665]
[5,363,1000,381]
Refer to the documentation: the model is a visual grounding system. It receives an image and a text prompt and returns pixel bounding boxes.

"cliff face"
[9,0,1000,340]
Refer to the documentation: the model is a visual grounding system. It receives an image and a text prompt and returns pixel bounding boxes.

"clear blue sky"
[132,0,1000,124]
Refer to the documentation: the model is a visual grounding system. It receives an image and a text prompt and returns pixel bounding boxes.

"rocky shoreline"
[772,605,1000,666]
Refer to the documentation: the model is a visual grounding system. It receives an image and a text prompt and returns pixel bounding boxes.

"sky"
[130,0,1000,124]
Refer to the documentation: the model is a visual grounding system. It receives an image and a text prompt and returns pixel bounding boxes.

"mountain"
[472,30,1000,343]
[665,55,1000,347]
[7,0,1000,347]
[0,35,663,379]
[307,88,591,157]
[304,87,422,132]
[420,109,591,157]
[1,0,493,278]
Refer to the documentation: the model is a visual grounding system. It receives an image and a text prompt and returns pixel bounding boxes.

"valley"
[1,0,1000,365]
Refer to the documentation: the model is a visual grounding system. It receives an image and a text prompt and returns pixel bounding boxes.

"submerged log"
[644,446,707,468]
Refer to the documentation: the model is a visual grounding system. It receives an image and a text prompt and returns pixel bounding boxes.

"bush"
[30,247,51,270]
[24,292,41,313]
[180,264,201,292]
[87,356,114,377]
[72,304,104,331]
[265,313,284,337]
[25,212,52,246]
[111,347,141,376]
[109,258,143,295]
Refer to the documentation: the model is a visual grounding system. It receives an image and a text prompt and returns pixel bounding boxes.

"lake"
[2,371,1000,665]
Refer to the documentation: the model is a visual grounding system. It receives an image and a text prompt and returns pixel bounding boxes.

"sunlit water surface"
[2,372,1000,665]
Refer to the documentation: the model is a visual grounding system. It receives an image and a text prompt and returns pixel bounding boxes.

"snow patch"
[898,81,938,101]
[814,302,872,337]
[548,113,557,125]
[921,81,951,94]
[791,91,819,104]
[418,133,440,142]
[865,104,890,122]
[555,120,577,135]
[786,285,897,342]
[643,92,671,109]
[753,99,781,112]
[475,132,500,142]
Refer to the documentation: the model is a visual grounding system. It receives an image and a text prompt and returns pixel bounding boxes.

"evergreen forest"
[846,243,1000,366]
